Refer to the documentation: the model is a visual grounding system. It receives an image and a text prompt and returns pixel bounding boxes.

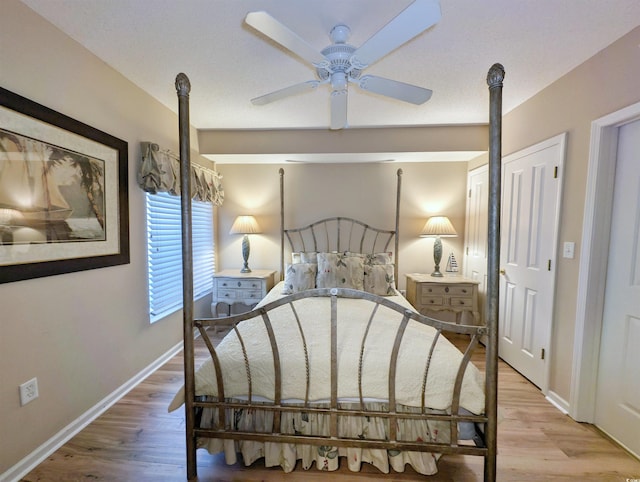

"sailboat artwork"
[0,128,106,245]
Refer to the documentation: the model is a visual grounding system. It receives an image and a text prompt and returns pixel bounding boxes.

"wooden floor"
[22,331,640,482]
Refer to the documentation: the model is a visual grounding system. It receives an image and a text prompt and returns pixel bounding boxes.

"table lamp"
[420,216,457,277]
[229,215,261,273]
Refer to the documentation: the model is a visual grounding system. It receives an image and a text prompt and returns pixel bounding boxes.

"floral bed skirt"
[196,399,456,475]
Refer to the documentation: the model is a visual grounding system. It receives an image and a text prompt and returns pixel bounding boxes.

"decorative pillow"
[364,264,396,296]
[291,251,318,264]
[364,252,393,265]
[282,263,317,294]
[300,251,318,264]
[316,252,364,290]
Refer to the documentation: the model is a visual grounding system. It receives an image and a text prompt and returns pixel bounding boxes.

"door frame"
[570,101,640,422]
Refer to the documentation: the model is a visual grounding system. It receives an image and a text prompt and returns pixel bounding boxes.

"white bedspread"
[169,283,485,415]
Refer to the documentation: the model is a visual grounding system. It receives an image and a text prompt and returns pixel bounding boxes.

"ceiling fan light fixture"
[331,72,348,91]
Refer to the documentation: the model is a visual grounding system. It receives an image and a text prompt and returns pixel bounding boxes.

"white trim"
[1,340,184,482]
[570,101,640,422]
[546,390,570,415]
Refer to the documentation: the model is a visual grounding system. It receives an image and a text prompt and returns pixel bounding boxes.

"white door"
[464,165,488,324]
[499,134,565,389]
[595,118,640,457]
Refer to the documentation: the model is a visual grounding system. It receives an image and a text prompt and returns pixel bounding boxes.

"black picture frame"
[0,87,129,283]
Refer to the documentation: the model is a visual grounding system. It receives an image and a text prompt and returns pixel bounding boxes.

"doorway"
[570,101,640,460]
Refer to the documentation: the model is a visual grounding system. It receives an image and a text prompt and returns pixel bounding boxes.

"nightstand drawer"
[420,295,444,307]
[217,288,263,300]
[420,284,471,296]
[217,278,264,290]
[449,296,473,308]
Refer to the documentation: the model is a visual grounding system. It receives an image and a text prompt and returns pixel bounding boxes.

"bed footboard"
[191,288,489,470]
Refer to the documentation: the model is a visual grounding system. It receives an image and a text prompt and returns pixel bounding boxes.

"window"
[146,192,214,322]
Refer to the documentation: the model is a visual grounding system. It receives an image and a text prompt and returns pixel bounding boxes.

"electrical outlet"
[19,378,39,406]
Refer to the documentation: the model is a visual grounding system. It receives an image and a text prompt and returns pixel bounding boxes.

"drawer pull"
[462,289,467,293]
[237,282,241,287]
[224,293,230,297]
[222,282,228,287]
[428,288,433,292]
[445,287,449,293]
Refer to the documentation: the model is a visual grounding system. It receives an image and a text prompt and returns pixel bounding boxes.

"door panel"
[595,118,640,457]
[499,135,564,389]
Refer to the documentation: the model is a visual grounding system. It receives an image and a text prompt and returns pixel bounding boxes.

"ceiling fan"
[244,0,441,130]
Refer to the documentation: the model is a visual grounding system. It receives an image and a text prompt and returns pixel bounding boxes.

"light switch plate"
[563,242,575,259]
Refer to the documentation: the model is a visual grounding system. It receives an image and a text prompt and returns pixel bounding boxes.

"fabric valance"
[138,142,224,205]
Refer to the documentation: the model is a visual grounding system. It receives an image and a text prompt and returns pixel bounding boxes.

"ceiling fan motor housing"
[316,43,362,86]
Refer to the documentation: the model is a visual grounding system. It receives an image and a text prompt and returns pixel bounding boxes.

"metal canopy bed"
[172,63,504,481]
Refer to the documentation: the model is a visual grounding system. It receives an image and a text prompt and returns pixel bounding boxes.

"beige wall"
[0,1,210,474]
[500,26,640,402]
[216,162,470,289]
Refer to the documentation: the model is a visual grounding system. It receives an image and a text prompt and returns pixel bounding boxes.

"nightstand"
[405,273,480,324]
[211,269,276,317]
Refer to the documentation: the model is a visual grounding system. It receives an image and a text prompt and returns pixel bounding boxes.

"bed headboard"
[279,168,403,284]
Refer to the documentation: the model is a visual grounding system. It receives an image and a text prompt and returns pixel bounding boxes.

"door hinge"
[548,259,552,271]
[554,166,558,178]
[468,188,472,198]
[541,348,545,360]
[466,246,469,255]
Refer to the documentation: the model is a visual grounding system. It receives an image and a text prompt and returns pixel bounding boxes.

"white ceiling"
[20,0,640,163]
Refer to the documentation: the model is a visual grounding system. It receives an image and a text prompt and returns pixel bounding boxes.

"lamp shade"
[229,215,260,235]
[419,216,457,238]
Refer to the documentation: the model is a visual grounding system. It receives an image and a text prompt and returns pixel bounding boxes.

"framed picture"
[0,87,129,283]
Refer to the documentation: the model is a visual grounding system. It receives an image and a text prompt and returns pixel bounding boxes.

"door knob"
[500,269,506,275]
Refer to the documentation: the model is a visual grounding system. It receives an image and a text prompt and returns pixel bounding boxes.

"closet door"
[464,165,488,324]
[498,134,564,390]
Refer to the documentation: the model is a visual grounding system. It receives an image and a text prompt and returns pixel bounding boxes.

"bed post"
[175,73,197,481]
[280,168,285,281]
[394,168,403,285]
[485,63,504,482]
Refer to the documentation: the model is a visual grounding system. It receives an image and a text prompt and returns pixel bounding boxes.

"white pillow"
[364,264,396,296]
[316,252,364,290]
[282,263,317,294]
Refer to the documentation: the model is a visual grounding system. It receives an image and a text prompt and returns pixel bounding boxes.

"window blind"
[146,192,214,322]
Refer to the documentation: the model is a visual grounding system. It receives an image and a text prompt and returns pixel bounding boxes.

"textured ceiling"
[19,0,640,162]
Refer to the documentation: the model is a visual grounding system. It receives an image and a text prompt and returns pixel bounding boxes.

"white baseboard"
[546,390,570,415]
[1,340,184,482]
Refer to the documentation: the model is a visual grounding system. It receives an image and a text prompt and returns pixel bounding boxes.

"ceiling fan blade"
[358,75,432,104]
[330,90,348,130]
[350,0,441,69]
[245,11,329,68]
[251,81,320,105]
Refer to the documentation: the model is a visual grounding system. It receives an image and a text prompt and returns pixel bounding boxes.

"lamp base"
[431,236,444,277]
[240,234,252,273]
